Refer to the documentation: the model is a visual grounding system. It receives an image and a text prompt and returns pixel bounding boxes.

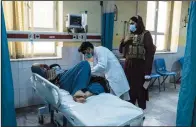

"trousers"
[59,61,105,95]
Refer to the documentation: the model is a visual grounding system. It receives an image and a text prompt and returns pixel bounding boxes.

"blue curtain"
[101,12,114,51]
[193,100,196,126]
[176,1,196,126]
[1,4,17,126]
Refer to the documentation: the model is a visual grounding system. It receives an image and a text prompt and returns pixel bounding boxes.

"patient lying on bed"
[46,61,109,103]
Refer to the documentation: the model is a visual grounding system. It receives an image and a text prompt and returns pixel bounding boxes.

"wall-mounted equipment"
[66,14,82,29]
[65,12,88,34]
[6,31,101,42]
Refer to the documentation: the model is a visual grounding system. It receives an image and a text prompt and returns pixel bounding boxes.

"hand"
[120,38,125,43]
[124,35,131,42]
[144,75,151,80]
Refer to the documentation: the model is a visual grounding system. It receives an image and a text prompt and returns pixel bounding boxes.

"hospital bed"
[31,64,144,126]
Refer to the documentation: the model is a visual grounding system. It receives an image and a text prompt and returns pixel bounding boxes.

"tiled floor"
[143,83,180,126]
[16,83,180,126]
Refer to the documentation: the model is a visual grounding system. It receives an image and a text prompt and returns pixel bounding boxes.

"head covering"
[130,15,145,34]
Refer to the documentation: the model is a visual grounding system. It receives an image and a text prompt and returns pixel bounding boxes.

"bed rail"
[31,73,62,108]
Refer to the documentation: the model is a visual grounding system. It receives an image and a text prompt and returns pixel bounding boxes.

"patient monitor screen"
[70,15,82,27]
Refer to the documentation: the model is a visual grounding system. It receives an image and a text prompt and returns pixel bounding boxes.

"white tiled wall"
[11,47,82,108]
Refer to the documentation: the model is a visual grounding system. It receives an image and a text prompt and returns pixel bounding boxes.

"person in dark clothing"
[119,15,156,109]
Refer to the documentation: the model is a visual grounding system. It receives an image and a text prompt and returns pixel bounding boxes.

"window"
[146,1,171,51]
[28,1,57,56]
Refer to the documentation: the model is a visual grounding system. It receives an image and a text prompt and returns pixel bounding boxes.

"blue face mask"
[84,53,93,59]
[130,24,137,32]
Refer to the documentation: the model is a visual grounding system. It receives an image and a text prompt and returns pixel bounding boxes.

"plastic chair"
[176,57,184,83]
[179,57,184,67]
[150,73,161,92]
[154,58,177,91]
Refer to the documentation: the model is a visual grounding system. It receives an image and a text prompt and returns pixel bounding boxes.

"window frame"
[27,1,58,57]
[28,1,57,31]
[147,1,171,52]
[32,41,57,57]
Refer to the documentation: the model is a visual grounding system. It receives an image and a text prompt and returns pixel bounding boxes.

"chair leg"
[174,75,176,89]
[48,104,54,124]
[161,76,168,91]
[179,77,181,82]
[163,76,166,91]
[158,77,161,92]
[150,78,157,87]
[176,76,181,83]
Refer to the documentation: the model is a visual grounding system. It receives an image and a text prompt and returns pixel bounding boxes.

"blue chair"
[150,73,161,92]
[179,57,184,66]
[176,57,184,83]
[154,58,177,91]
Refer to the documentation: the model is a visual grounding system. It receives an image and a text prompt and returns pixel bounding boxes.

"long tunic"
[119,31,156,109]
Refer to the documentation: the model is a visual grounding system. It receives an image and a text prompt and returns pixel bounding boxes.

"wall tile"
[27,87,34,106]
[56,59,67,66]
[14,88,20,108]
[44,59,57,65]
[19,68,33,89]
[32,60,44,65]
[19,61,23,69]
[19,88,28,108]
[22,61,35,69]
[32,89,45,105]
[57,47,82,67]
[11,62,19,89]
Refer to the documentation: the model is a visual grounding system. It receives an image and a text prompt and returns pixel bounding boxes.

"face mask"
[130,24,137,32]
[84,53,93,59]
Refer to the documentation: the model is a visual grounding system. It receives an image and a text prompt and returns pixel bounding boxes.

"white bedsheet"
[56,89,144,126]
[32,74,144,126]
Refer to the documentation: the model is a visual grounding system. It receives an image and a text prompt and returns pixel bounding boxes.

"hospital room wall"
[152,1,189,82]
[113,1,189,82]
[112,1,137,49]
[10,1,189,109]
[61,1,189,81]
[62,1,102,48]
